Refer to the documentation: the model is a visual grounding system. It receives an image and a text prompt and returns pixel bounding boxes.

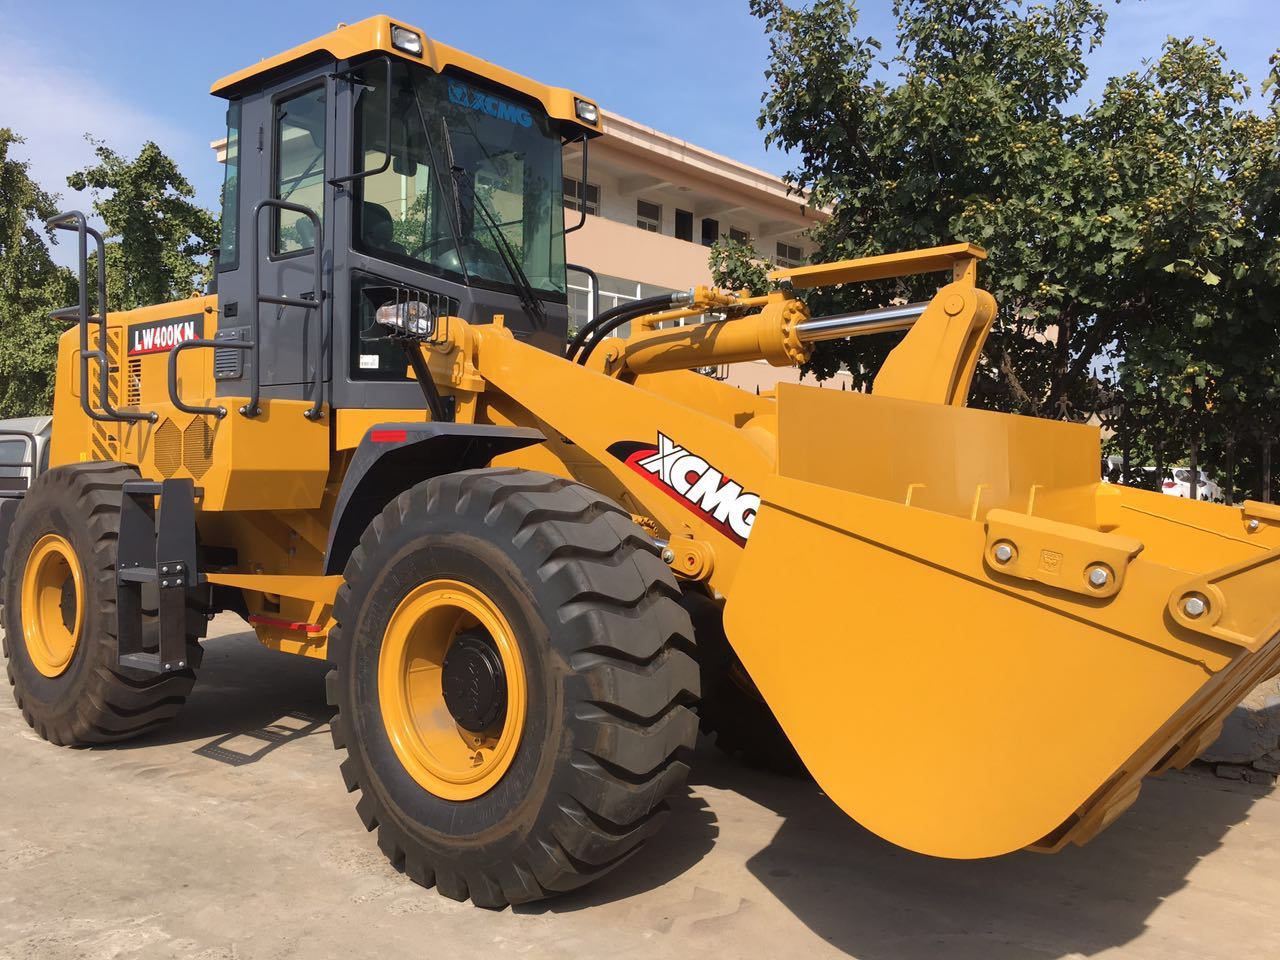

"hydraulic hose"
[566,293,688,363]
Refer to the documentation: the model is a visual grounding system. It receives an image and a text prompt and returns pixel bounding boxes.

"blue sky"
[1,0,1276,240]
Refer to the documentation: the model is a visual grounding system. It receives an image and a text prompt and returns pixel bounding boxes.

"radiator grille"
[154,418,182,477]
[182,418,214,479]
[127,357,142,407]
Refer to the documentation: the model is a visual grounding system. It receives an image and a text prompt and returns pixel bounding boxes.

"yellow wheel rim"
[20,533,85,679]
[378,579,527,801]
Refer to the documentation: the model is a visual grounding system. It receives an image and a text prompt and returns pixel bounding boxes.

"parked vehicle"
[1102,458,1222,501]
[0,416,52,600]
[1163,467,1223,502]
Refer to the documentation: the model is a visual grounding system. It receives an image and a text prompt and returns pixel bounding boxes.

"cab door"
[256,76,332,390]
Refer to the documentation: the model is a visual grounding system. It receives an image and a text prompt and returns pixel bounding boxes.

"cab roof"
[211,14,601,136]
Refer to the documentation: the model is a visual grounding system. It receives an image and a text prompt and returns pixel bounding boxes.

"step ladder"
[116,478,202,674]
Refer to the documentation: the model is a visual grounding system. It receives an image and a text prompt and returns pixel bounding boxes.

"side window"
[217,100,241,269]
[0,439,29,482]
[274,86,326,255]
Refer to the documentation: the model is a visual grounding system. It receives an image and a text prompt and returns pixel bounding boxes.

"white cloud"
[0,24,195,265]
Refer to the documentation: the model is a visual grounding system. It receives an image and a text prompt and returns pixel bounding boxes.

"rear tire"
[1,463,205,745]
[327,468,700,908]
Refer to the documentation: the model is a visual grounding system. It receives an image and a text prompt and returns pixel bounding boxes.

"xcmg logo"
[608,434,760,546]
[447,79,533,128]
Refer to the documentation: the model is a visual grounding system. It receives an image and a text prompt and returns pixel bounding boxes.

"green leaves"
[0,129,75,417]
[68,138,218,312]
[708,235,774,296]
[0,131,218,417]
[748,0,1279,497]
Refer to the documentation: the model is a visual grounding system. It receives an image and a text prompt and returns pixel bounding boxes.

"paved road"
[2,615,1277,959]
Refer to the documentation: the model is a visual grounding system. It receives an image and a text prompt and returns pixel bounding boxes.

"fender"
[322,422,545,575]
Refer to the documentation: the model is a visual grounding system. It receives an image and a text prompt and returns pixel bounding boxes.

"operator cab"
[210,16,601,414]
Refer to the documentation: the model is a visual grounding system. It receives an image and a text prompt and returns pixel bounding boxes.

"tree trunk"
[1121,406,1131,483]
[1189,441,1200,501]
[1155,446,1165,492]
[1264,441,1273,505]
[1224,441,1234,506]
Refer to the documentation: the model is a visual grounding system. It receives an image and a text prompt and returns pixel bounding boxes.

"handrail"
[328,56,393,188]
[46,211,156,424]
[564,134,590,235]
[566,263,599,321]
[248,199,325,420]
[168,339,254,418]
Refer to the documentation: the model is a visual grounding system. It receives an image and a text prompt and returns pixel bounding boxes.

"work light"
[574,98,598,125]
[390,24,423,57]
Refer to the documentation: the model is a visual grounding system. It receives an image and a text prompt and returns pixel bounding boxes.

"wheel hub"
[378,579,527,801]
[441,631,507,732]
[20,533,84,679]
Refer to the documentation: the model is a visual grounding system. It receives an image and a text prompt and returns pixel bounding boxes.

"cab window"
[273,86,326,254]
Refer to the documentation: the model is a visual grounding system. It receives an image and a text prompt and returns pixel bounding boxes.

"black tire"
[1,463,205,746]
[684,589,807,777]
[327,468,700,908]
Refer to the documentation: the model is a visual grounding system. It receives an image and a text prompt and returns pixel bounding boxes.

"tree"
[708,235,773,295]
[746,0,1278,491]
[0,129,74,416]
[67,139,218,311]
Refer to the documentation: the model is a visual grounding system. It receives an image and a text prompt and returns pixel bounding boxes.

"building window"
[729,227,751,245]
[700,217,719,247]
[636,199,661,233]
[776,241,804,267]
[564,177,600,216]
[675,209,693,242]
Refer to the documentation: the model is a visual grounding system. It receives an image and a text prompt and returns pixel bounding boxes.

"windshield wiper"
[453,169,549,330]
[435,119,549,330]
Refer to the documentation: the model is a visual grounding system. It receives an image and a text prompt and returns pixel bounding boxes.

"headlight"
[390,24,423,57]
[574,98,599,125]
[375,301,436,339]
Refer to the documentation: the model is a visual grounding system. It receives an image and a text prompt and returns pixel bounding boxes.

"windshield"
[352,61,566,297]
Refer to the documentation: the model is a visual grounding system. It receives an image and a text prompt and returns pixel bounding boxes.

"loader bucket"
[724,383,1280,859]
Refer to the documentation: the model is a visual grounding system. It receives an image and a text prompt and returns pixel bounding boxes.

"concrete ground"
[1,615,1278,960]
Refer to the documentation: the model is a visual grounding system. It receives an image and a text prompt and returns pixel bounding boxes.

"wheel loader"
[3,14,1279,910]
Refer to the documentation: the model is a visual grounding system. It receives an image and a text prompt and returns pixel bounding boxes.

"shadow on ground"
[91,625,1275,952]
[110,628,333,758]
[692,751,1273,960]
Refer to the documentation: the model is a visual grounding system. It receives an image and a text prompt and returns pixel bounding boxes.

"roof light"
[574,98,599,125]
[390,24,423,57]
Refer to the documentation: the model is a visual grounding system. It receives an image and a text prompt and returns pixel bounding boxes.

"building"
[213,109,842,390]
[560,111,848,391]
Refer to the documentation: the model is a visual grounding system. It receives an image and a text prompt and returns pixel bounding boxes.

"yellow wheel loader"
[3,14,1279,909]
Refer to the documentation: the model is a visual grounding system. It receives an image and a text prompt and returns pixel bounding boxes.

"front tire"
[327,469,700,908]
[1,463,204,745]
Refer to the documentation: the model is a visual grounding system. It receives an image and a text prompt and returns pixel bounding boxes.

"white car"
[1161,467,1222,502]
[0,416,52,604]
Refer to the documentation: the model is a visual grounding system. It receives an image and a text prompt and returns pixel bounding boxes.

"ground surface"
[1,615,1278,960]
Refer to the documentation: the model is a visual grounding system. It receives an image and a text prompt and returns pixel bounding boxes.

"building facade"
[560,112,849,391]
